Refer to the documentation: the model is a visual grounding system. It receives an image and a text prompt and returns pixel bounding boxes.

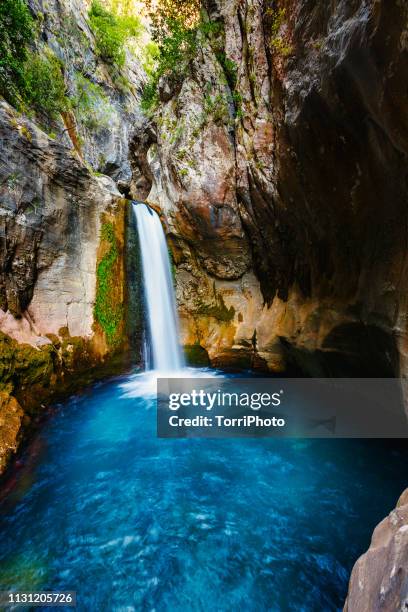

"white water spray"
[133,202,184,372]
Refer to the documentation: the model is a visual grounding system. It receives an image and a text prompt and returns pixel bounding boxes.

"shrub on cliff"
[140,1,201,112]
[22,50,69,118]
[0,0,34,106]
[0,0,68,120]
[89,0,142,66]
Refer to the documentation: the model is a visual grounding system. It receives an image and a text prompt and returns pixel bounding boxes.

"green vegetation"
[94,223,123,345]
[203,92,230,125]
[22,50,68,118]
[144,0,201,44]
[269,7,293,57]
[141,41,160,77]
[71,73,114,130]
[0,0,68,119]
[141,1,243,123]
[89,0,142,66]
[215,51,237,90]
[140,0,208,111]
[0,0,33,107]
[141,17,198,112]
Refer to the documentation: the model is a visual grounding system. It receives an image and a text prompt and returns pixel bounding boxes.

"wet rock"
[344,489,408,611]
[0,393,24,475]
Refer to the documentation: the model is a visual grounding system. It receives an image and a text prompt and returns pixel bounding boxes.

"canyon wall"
[344,488,408,611]
[0,0,145,474]
[0,99,131,474]
[134,0,408,377]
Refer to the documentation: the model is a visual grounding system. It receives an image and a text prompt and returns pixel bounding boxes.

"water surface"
[0,370,407,611]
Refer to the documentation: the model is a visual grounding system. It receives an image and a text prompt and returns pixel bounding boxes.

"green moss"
[0,332,54,394]
[269,7,293,57]
[94,222,123,345]
[22,49,69,118]
[184,344,210,367]
[197,293,235,322]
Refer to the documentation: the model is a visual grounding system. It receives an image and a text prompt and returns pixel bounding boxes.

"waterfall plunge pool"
[0,368,407,611]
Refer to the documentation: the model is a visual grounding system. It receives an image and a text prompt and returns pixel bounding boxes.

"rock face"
[344,489,408,611]
[0,393,24,475]
[28,0,145,189]
[0,99,134,473]
[133,0,408,376]
[0,101,115,326]
[0,0,147,474]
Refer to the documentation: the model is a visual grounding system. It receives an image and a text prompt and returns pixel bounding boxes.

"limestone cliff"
[28,0,145,188]
[133,0,408,376]
[0,0,145,474]
[344,489,408,611]
[0,99,131,473]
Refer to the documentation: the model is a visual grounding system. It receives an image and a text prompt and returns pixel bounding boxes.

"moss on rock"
[0,392,24,475]
[196,293,235,322]
[184,343,210,367]
[94,221,124,346]
[0,332,54,394]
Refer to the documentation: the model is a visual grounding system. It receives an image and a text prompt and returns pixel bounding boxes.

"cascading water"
[133,202,184,372]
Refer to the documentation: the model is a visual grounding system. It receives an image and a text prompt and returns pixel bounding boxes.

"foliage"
[22,50,69,118]
[141,1,203,111]
[71,73,114,130]
[140,2,242,124]
[203,92,229,125]
[141,41,160,77]
[144,0,201,44]
[215,51,237,89]
[0,0,68,118]
[269,7,293,57]
[95,223,123,344]
[0,0,34,106]
[89,0,142,66]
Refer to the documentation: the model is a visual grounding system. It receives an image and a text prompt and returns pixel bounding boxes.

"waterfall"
[133,202,184,372]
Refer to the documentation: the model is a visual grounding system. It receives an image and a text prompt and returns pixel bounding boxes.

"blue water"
[0,370,407,611]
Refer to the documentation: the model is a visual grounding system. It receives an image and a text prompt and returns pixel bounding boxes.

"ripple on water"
[0,370,407,611]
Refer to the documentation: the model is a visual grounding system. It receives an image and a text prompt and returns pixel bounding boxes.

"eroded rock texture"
[344,489,408,611]
[0,99,135,473]
[28,0,145,188]
[0,0,148,474]
[0,101,117,334]
[134,0,408,375]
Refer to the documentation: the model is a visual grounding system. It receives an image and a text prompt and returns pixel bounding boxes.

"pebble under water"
[0,370,407,611]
